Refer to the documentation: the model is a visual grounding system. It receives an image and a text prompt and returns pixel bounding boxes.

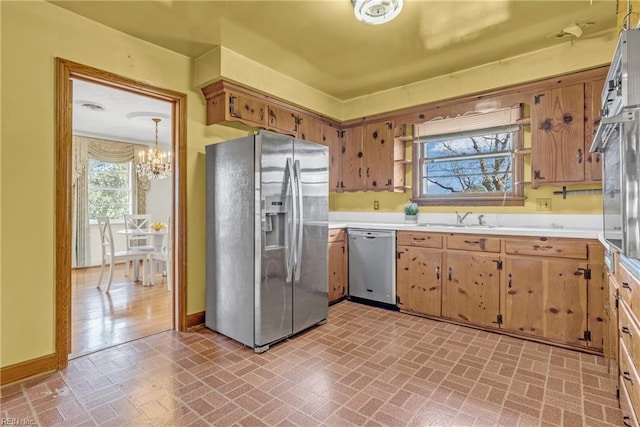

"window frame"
[412,111,525,207]
[87,158,135,223]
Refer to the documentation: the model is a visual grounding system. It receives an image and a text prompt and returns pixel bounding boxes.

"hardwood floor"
[71,263,172,359]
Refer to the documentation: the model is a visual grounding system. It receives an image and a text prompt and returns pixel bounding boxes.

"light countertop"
[329,212,602,239]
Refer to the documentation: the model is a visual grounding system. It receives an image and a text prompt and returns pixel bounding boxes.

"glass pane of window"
[87,159,132,220]
[420,131,516,196]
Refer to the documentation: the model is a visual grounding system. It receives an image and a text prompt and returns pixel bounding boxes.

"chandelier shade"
[136,118,171,180]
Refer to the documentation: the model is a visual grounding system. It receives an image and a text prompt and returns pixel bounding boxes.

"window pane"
[88,159,130,190]
[423,132,513,159]
[87,159,132,220]
[419,130,517,197]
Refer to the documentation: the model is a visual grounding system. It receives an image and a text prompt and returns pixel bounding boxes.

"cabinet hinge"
[397,251,401,259]
[386,121,393,130]
[617,387,620,400]
[534,94,545,105]
[578,268,591,280]
[496,314,503,325]
[338,130,345,138]
[496,260,503,270]
[616,297,619,309]
[579,330,592,342]
[294,115,301,125]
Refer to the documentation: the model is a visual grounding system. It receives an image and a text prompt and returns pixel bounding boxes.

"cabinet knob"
[357,152,363,158]
[623,282,632,291]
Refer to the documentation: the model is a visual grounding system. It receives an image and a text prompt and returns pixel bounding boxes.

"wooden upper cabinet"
[324,124,344,191]
[298,114,324,144]
[586,78,605,182]
[531,83,585,187]
[267,104,297,136]
[342,126,366,190]
[363,120,394,191]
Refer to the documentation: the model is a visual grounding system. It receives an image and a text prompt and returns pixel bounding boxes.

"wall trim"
[186,311,205,329]
[55,58,189,372]
[0,354,57,386]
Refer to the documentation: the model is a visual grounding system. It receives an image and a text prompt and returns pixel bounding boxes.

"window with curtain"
[87,159,134,221]
[413,106,525,206]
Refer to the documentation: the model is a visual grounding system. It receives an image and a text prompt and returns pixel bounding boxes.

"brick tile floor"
[1,301,621,426]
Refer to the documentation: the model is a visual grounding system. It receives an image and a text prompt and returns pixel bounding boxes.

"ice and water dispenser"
[263,196,287,249]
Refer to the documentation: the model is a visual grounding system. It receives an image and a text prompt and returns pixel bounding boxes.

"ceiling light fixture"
[352,0,403,25]
[136,118,171,180]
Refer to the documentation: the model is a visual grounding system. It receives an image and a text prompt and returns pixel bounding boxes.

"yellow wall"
[0,1,245,368]
[0,1,614,370]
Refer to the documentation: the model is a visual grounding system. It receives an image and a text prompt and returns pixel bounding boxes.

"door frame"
[55,58,188,369]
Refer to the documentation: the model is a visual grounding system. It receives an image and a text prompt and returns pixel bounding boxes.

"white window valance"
[414,106,521,140]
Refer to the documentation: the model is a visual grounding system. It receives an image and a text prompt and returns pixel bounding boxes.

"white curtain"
[72,136,149,267]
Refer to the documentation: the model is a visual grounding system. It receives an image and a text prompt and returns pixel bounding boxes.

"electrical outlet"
[536,198,551,211]
[373,200,380,210]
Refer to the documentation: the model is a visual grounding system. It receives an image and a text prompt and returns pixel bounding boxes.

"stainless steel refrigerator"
[205,130,329,352]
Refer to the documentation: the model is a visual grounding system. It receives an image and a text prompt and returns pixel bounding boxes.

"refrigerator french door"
[205,131,328,352]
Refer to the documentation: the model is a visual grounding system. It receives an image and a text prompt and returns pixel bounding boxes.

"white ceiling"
[72,79,172,148]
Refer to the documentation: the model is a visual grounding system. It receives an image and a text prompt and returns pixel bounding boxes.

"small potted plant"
[404,202,419,224]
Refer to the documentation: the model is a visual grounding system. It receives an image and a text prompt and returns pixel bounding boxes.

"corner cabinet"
[503,239,604,348]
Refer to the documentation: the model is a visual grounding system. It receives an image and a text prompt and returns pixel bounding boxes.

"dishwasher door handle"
[363,236,377,240]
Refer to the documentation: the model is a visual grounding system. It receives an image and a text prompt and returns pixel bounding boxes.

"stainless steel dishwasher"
[348,229,396,308]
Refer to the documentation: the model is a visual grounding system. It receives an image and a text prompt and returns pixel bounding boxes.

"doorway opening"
[69,79,173,358]
[56,58,187,369]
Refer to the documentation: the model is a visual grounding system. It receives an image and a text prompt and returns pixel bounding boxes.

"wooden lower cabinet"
[609,253,640,425]
[503,257,589,346]
[443,252,501,328]
[396,231,605,351]
[328,229,348,304]
[396,246,442,317]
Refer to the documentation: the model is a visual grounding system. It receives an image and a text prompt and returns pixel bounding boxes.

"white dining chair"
[123,214,154,278]
[96,217,148,293]
[148,217,172,291]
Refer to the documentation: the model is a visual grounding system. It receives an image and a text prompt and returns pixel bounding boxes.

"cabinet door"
[397,246,442,317]
[341,126,365,190]
[363,120,394,190]
[504,257,544,337]
[505,257,588,346]
[532,83,585,186]
[298,114,324,144]
[267,105,297,136]
[586,78,605,182]
[443,252,501,328]
[228,91,266,127]
[328,241,347,303]
[325,125,343,192]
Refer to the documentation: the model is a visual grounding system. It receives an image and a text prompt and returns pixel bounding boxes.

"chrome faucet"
[456,211,472,224]
[478,214,485,226]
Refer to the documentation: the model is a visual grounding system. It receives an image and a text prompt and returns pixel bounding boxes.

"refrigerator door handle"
[294,160,304,281]
[286,158,297,283]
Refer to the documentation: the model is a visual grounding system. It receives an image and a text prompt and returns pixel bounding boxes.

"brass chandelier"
[136,118,171,180]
